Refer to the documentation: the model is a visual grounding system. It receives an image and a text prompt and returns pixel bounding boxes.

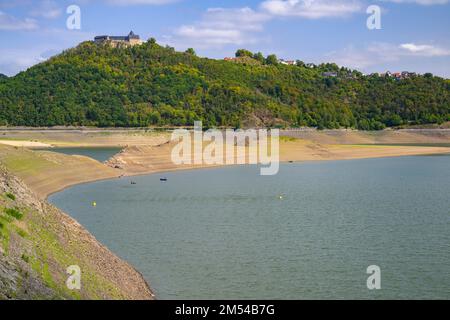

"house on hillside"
[279,59,295,65]
[401,71,416,78]
[322,72,338,77]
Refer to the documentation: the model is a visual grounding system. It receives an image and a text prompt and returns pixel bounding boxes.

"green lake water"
[39,147,122,162]
[49,155,450,299]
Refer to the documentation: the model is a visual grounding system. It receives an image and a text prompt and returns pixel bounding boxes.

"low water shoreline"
[51,148,450,196]
[1,133,450,200]
[49,143,450,198]
[0,130,449,299]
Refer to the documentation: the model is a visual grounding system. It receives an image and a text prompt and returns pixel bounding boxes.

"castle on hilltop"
[94,31,143,47]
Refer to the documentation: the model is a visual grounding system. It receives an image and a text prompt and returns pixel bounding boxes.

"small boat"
[131,181,137,185]
[160,178,168,182]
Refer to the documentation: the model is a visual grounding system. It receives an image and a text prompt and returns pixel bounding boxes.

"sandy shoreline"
[2,127,450,146]
[98,142,450,190]
[0,129,449,199]
[0,140,53,148]
[0,129,449,300]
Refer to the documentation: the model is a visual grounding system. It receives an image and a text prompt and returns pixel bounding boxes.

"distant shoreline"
[0,129,449,200]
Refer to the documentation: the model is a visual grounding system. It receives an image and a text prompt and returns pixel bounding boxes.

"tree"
[265,54,278,65]
[0,40,448,130]
[253,52,265,63]
[296,60,305,67]
[384,114,403,127]
[185,48,196,56]
[235,49,253,58]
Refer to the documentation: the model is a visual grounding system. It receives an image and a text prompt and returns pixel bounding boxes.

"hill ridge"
[0,40,449,129]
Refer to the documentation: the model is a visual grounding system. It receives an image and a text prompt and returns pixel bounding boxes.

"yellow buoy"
[92,201,97,207]
[279,195,283,200]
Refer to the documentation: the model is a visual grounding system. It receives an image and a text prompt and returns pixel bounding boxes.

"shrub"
[17,228,27,238]
[5,193,16,201]
[4,208,23,220]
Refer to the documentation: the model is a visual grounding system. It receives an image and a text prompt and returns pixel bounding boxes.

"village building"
[322,71,338,77]
[380,71,417,80]
[279,59,295,66]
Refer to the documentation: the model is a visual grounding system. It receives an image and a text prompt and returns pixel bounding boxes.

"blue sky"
[0,0,449,77]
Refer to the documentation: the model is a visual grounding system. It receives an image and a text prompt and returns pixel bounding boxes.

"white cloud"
[171,7,271,48]
[29,0,62,19]
[0,48,47,76]
[0,0,32,10]
[326,42,450,71]
[399,43,450,56]
[104,0,179,5]
[68,0,180,6]
[0,11,38,30]
[380,0,448,5]
[202,7,270,32]
[0,28,93,76]
[169,1,364,49]
[260,0,362,19]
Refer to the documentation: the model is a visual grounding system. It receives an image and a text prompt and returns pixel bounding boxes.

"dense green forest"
[0,39,449,129]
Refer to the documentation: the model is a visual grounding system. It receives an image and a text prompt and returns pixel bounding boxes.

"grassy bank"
[0,165,154,300]
[0,145,120,199]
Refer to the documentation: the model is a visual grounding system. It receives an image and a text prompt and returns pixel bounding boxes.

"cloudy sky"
[0,0,449,77]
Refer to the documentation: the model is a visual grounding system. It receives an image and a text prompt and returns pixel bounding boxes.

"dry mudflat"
[0,129,169,147]
[0,129,449,198]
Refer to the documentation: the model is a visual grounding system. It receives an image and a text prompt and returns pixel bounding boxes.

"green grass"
[0,183,129,299]
[0,210,12,254]
[280,136,298,142]
[26,210,117,300]
[0,224,10,254]
[5,192,15,201]
[16,227,27,238]
[0,146,53,177]
[0,213,13,223]
[4,207,23,220]
[21,253,30,263]
[2,155,49,174]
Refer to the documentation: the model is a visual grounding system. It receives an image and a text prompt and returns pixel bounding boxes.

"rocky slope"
[0,166,154,300]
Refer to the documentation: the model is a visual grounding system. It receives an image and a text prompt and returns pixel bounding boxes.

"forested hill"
[0,39,449,129]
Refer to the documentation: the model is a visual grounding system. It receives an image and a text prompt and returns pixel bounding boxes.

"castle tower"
[94,31,143,47]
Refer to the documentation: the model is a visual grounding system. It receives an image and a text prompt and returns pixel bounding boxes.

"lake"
[49,155,450,299]
[40,147,122,162]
